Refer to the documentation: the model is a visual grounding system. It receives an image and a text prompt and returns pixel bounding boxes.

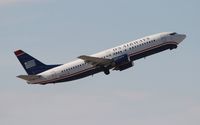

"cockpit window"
[169,32,177,35]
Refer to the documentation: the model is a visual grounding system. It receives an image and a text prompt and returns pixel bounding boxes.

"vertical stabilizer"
[14,50,60,75]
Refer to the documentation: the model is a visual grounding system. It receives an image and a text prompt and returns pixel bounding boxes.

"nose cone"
[176,34,186,44]
[180,34,186,40]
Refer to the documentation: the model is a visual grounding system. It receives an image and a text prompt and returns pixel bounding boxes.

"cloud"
[115,91,148,101]
[0,90,118,125]
[0,89,150,125]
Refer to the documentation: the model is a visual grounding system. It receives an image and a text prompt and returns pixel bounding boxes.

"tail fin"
[14,50,61,75]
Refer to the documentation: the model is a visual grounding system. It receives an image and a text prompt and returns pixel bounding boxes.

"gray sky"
[0,0,200,125]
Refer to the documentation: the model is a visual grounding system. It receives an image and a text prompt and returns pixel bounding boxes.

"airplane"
[14,32,186,85]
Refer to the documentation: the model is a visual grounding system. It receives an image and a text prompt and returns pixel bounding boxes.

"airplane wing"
[78,55,114,67]
[17,75,42,81]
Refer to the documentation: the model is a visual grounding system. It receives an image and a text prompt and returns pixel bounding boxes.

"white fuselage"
[29,32,186,84]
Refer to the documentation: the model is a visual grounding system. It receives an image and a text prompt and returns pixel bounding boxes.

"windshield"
[169,32,177,35]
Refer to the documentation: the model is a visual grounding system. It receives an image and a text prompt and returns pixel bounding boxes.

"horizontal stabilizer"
[17,75,42,81]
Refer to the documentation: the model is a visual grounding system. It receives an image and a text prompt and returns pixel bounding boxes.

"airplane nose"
[176,34,186,43]
[180,34,186,40]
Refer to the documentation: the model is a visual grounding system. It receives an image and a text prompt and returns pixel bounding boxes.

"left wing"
[78,55,114,67]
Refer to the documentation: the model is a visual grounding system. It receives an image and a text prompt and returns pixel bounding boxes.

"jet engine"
[113,54,134,71]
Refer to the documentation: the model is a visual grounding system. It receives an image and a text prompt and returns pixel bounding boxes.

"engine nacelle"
[113,54,134,71]
[114,61,133,71]
[114,54,130,65]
